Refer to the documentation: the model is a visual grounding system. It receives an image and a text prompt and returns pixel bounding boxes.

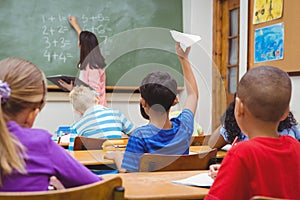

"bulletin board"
[248,0,300,73]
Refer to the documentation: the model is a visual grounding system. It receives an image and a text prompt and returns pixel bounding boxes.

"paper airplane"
[170,30,201,50]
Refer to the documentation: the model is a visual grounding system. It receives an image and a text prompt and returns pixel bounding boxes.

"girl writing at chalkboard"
[59,16,107,107]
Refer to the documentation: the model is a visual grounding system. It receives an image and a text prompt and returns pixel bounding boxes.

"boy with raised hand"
[106,42,198,172]
[206,66,300,199]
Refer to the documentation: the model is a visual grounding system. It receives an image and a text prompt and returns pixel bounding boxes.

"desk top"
[68,150,114,166]
[189,146,227,159]
[103,170,209,200]
[68,146,227,166]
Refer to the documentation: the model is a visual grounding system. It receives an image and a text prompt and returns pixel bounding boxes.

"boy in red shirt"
[206,66,300,199]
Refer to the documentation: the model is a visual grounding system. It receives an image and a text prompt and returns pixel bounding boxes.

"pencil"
[232,136,238,146]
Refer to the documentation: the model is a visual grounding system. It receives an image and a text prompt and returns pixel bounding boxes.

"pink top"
[80,66,107,107]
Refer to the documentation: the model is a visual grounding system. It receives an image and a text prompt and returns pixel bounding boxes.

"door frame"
[211,0,248,131]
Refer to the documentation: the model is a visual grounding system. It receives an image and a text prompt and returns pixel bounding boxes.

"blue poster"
[254,23,284,63]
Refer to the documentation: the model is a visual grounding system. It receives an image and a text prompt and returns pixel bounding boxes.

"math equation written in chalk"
[41,13,112,63]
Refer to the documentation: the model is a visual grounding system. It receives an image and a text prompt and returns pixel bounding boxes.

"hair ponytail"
[0,57,46,187]
[0,98,26,186]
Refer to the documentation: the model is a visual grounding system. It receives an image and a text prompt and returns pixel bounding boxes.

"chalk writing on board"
[40,13,112,64]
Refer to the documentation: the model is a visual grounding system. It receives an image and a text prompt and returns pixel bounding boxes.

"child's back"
[68,86,134,150]
[206,66,300,199]
[208,135,300,199]
[122,109,195,171]
[71,105,133,138]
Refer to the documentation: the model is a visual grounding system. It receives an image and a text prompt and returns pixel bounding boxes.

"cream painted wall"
[181,0,213,133]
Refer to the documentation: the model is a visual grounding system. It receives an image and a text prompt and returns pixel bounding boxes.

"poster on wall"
[254,23,284,63]
[253,0,283,24]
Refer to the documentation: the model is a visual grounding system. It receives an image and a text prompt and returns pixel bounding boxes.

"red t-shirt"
[206,135,300,200]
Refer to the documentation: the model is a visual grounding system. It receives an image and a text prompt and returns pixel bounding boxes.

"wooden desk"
[189,146,227,159]
[103,170,210,200]
[68,146,226,166]
[68,150,114,166]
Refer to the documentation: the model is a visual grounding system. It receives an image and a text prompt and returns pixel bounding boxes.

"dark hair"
[139,71,177,117]
[221,98,241,143]
[278,112,298,131]
[236,66,291,122]
[78,31,106,70]
[223,98,298,143]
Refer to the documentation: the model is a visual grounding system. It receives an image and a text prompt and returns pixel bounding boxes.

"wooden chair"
[0,176,123,200]
[190,135,211,146]
[139,148,217,172]
[73,136,107,150]
[250,196,291,200]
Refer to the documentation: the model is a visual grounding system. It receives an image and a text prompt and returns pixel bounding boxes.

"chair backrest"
[0,176,123,200]
[190,135,211,146]
[250,196,291,200]
[73,136,107,150]
[139,148,217,172]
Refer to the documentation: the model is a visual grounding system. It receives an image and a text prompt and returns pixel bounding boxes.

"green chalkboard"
[0,0,183,88]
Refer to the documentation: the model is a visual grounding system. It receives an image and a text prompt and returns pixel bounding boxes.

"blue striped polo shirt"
[68,105,134,150]
[121,109,194,172]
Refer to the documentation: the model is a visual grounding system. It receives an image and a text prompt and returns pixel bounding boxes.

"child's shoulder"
[10,123,54,152]
[8,121,51,140]
[229,135,300,157]
[89,105,118,115]
[280,135,300,146]
[130,124,155,137]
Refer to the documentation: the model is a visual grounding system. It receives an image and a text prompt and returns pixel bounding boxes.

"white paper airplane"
[170,30,201,50]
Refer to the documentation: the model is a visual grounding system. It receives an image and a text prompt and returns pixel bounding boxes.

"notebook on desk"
[172,172,214,188]
[221,144,232,151]
[47,75,93,91]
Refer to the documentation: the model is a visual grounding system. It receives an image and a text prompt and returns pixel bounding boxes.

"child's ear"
[140,98,147,108]
[75,110,83,116]
[279,106,290,121]
[172,96,179,106]
[24,108,40,128]
[234,97,245,118]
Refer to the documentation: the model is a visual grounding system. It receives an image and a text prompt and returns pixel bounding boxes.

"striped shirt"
[121,109,194,172]
[68,105,134,150]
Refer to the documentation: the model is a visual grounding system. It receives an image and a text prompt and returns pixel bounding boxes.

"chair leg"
[113,186,125,200]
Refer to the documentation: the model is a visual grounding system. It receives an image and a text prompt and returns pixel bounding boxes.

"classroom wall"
[181,0,213,133]
[34,0,214,134]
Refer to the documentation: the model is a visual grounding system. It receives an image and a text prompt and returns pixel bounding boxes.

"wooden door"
[212,0,240,130]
